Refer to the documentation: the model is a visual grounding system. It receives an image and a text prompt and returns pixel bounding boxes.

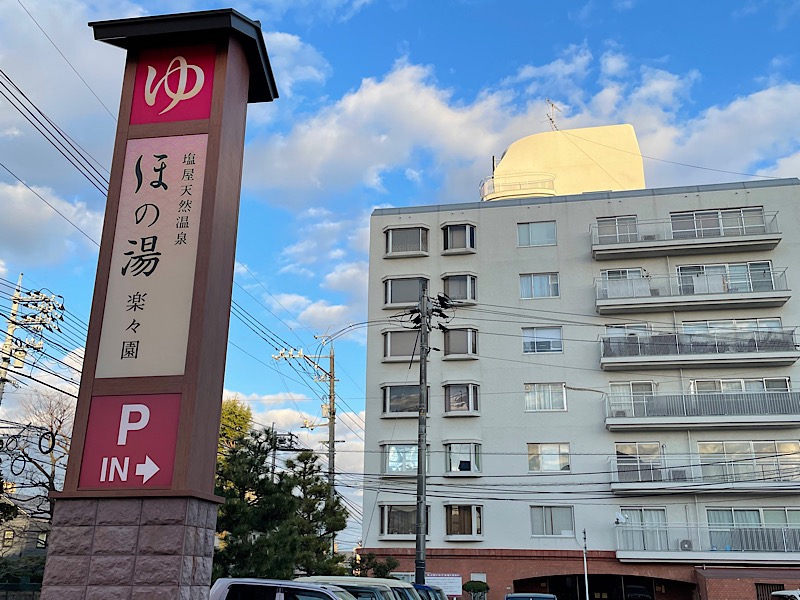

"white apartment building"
[362,126,800,600]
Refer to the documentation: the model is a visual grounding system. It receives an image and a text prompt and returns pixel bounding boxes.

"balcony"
[616,522,800,563]
[590,213,781,260]
[600,330,800,370]
[605,390,800,430]
[595,270,790,314]
[610,454,800,494]
[479,171,556,201]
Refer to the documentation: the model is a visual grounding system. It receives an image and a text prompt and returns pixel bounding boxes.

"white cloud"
[0,182,102,265]
[268,293,312,313]
[263,32,332,97]
[600,51,629,78]
[323,261,368,293]
[224,389,312,407]
[0,259,6,278]
[296,300,351,333]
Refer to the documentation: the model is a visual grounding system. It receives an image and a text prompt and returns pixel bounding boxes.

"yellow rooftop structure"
[480,123,646,201]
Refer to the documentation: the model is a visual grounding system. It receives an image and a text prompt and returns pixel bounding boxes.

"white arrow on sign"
[135,455,160,484]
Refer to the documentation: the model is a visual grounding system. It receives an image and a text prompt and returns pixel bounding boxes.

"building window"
[531,506,574,536]
[383,330,419,359]
[596,216,638,244]
[386,227,428,254]
[443,224,476,251]
[444,384,479,413]
[383,385,426,415]
[443,275,477,302]
[528,443,570,472]
[691,378,789,394]
[2,531,12,547]
[682,317,783,334]
[608,382,655,417]
[36,533,47,549]
[670,207,767,239]
[384,277,427,305]
[522,327,562,353]
[525,383,566,411]
[602,268,644,280]
[615,442,662,482]
[605,323,650,337]
[445,443,481,474]
[698,440,800,483]
[757,584,785,600]
[677,261,775,294]
[380,505,428,536]
[619,507,668,551]
[520,273,559,299]
[382,444,424,475]
[445,505,482,536]
[518,221,556,247]
[444,328,478,357]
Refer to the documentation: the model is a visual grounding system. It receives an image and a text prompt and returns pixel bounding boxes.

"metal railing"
[590,212,779,245]
[606,390,800,419]
[610,454,800,486]
[595,270,788,300]
[479,171,556,200]
[615,522,800,553]
[600,329,797,359]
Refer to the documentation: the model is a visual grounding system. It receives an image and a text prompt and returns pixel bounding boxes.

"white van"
[772,591,800,600]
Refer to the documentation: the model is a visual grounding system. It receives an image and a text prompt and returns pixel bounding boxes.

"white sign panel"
[426,575,463,597]
[96,134,207,378]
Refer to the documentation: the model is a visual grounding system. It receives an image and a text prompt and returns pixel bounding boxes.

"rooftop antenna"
[546,97,561,131]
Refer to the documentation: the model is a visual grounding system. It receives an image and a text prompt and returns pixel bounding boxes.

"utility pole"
[272,341,339,553]
[415,279,431,585]
[0,274,64,405]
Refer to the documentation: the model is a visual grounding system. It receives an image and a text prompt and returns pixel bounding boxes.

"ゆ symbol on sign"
[144,55,205,115]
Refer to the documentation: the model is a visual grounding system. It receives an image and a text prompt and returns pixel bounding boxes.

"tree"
[354,553,399,578]
[9,390,73,520]
[218,396,252,458]
[463,580,490,600]
[213,426,300,580]
[285,450,349,575]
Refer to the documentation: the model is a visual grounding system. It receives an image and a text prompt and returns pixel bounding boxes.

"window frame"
[444,504,483,538]
[442,223,476,253]
[382,384,428,416]
[382,442,427,476]
[384,277,428,306]
[596,216,638,244]
[443,328,478,358]
[524,382,567,412]
[443,274,478,303]
[518,221,557,247]
[522,327,563,354]
[443,383,480,414]
[530,505,575,537]
[444,442,482,475]
[527,442,571,473]
[520,273,560,299]
[385,226,429,255]
[379,504,429,538]
[383,330,420,361]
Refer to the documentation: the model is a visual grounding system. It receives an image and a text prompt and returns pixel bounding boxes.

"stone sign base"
[40,496,217,600]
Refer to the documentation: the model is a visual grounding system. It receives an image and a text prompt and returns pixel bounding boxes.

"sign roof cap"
[89,8,278,103]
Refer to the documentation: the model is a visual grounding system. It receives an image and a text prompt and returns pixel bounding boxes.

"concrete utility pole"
[273,341,339,551]
[0,274,64,405]
[415,279,431,585]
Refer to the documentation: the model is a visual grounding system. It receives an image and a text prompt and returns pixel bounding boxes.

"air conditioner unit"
[642,234,657,241]
[670,468,687,481]
[612,410,630,418]
[679,539,693,551]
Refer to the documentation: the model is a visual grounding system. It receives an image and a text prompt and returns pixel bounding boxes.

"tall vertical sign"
[41,10,277,600]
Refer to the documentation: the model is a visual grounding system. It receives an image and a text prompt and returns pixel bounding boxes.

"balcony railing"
[610,454,800,487]
[606,390,800,419]
[601,329,796,359]
[595,270,789,301]
[616,522,800,553]
[590,213,780,246]
[479,171,556,201]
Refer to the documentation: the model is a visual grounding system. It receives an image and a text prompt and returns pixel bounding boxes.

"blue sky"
[3,0,800,548]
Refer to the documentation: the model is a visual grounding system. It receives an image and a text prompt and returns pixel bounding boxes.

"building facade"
[362,170,800,600]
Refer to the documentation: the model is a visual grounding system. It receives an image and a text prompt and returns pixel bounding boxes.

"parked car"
[505,594,558,600]
[414,584,448,600]
[211,578,358,600]
[295,576,422,600]
[622,585,653,600]
[772,591,800,600]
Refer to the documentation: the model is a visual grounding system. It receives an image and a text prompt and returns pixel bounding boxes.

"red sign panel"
[78,394,181,489]
[130,45,215,124]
